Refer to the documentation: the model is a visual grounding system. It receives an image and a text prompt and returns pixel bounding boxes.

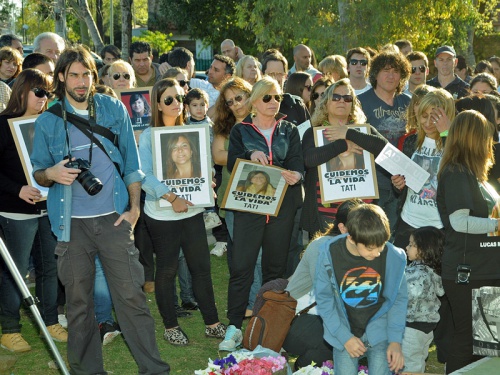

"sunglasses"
[225,94,245,107]
[331,94,354,103]
[112,73,131,81]
[350,59,368,66]
[163,94,185,106]
[31,88,51,98]
[178,80,188,87]
[304,85,312,92]
[411,65,426,74]
[311,91,326,101]
[262,94,283,103]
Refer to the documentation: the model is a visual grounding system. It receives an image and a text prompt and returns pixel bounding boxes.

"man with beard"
[31,46,170,375]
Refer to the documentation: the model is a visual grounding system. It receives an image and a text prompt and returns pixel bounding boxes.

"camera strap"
[47,100,122,176]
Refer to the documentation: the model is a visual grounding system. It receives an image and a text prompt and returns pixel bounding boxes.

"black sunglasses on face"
[331,94,354,103]
[178,80,188,87]
[350,59,368,66]
[163,94,185,106]
[112,73,131,80]
[262,94,283,103]
[225,94,245,107]
[31,88,51,98]
[304,85,312,92]
[411,65,426,74]
[312,91,326,101]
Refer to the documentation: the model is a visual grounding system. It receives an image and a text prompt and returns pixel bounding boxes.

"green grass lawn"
[4,251,445,375]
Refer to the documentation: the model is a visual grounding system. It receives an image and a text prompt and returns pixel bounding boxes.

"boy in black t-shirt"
[315,204,407,375]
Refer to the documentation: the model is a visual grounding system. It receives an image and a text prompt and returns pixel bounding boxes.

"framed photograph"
[220,159,288,216]
[151,124,214,209]
[117,87,153,133]
[313,124,379,203]
[8,115,49,200]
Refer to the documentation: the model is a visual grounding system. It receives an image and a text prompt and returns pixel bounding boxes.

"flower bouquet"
[195,351,288,375]
[292,361,368,375]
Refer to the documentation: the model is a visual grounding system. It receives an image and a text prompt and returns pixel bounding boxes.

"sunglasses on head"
[225,94,245,107]
[312,91,326,101]
[178,80,188,87]
[411,65,426,74]
[31,88,51,98]
[112,73,131,80]
[350,59,368,66]
[262,94,283,103]
[163,94,185,106]
[331,94,354,103]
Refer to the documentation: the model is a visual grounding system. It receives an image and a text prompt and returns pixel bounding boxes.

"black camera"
[66,158,103,196]
[456,264,471,284]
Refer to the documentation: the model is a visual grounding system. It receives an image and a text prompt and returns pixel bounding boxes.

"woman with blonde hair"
[318,55,348,81]
[391,88,454,247]
[301,78,387,235]
[234,55,262,85]
[107,60,136,89]
[436,110,500,374]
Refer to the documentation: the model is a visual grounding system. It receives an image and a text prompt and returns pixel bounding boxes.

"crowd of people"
[0,31,500,375]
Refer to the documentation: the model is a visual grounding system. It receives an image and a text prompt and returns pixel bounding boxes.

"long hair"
[0,47,23,79]
[129,93,151,117]
[311,78,366,127]
[310,77,334,116]
[244,170,273,194]
[151,78,186,127]
[415,88,455,151]
[234,55,262,83]
[285,72,311,99]
[410,226,444,275]
[318,55,348,80]
[369,51,412,95]
[53,45,98,100]
[406,85,436,133]
[438,110,494,182]
[164,133,201,178]
[213,77,252,138]
[1,69,52,117]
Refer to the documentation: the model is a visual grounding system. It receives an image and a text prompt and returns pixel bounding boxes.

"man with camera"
[31,46,170,374]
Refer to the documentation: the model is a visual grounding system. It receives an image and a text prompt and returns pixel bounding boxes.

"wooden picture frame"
[313,124,379,203]
[221,158,288,216]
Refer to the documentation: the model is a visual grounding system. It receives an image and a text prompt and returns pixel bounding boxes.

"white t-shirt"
[400,136,443,228]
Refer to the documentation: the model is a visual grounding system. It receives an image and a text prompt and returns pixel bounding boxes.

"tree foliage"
[132,30,176,54]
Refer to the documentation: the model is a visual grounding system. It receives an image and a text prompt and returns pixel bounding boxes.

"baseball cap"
[435,46,456,58]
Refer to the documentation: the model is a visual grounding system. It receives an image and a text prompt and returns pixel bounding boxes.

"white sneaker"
[219,324,242,351]
[210,242,227,257]
[204,212,222,230]
[58,314,68,329]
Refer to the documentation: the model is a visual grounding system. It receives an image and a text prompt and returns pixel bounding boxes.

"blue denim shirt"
[31,94,144,242]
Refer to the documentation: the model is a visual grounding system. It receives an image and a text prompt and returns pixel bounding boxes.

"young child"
[185,88,214,143]
[315,204,407,375]
[402,226,445,373]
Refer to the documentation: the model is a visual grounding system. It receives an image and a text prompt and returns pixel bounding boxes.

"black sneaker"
[99,322,121,346]
[181,301,199,311]
[175,305,193,318]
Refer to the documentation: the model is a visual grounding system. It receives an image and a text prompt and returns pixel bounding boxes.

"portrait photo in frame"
[8,115,49,200]
[221,159,288,216]
[313,124,379,203]
[151,124,214,209]
[117,87,153,133]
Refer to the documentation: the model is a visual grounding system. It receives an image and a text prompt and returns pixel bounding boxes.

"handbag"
[472,286,500,356]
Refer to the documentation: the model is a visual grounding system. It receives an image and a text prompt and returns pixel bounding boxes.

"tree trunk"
[147,0,159,31]
[337,0,350,53]
[96,0,104,42]
[121,0,133,59]
[54,0,67,39]
[78,0,104,51]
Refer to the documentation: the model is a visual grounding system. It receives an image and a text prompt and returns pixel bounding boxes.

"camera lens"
[77,170,103,196]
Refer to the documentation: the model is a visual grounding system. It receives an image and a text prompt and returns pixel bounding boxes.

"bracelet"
[170,195,178,204]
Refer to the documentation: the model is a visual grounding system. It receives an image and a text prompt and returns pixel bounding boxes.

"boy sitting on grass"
[314,204,407,375]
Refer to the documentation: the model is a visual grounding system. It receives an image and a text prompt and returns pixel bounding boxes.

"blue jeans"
[173,249,196,305]
[333,335,391,375]
[0,215,58,333]
[94,255,114,324]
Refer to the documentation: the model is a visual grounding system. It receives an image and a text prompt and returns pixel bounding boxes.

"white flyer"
[296,120,311,140]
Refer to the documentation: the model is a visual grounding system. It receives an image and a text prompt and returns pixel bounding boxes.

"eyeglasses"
[411,65,426,74]
[331,94,354,103]
[350,59,368,66]
[262,94,283,103]
[163,94,185,105]
[112,73,131,81]
[311,91,326,101]
[304,85,312,92]
[225,94,245,107]
[178,80,188,87]
[31,88,51,98]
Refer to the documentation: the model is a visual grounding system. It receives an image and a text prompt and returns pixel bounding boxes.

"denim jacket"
[314,234,408,351]
[31,94,144,242]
